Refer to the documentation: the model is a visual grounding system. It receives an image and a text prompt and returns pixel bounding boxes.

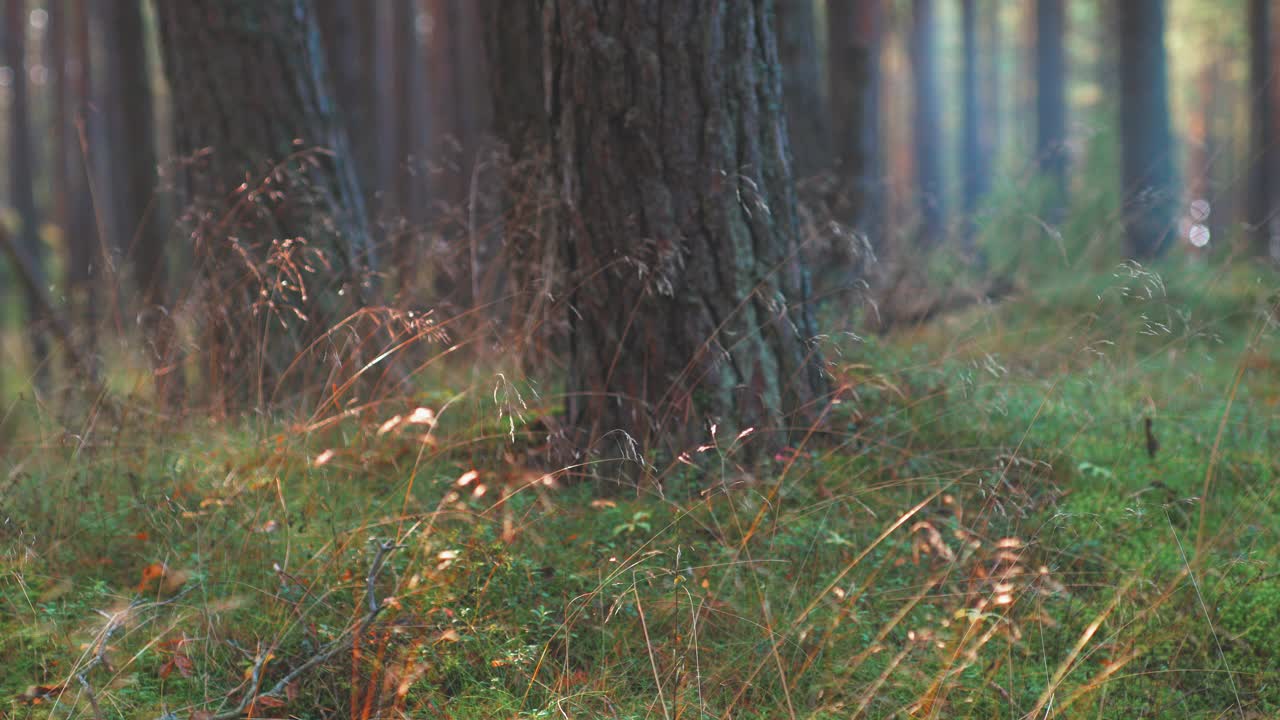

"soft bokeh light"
[1188,223,1210,248]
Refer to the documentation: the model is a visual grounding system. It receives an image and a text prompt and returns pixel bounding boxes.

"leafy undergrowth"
[3,260,1279,719]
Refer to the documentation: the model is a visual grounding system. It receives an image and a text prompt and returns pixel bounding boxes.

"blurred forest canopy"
[0,0,1275,444]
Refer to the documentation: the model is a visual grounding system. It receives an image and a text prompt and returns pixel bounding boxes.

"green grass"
[3,258,1279,719]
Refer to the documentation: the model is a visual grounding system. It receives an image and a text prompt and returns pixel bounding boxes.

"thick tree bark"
[826,0,883,253]
[1035,0,1067,216]
[911,0,945,248]
[545,0,828,470]
[777,0,828,179]
[154,0,375,409]
[1247,0,1277,257]
[5,0,52,391]
[1118,0,1176,259]
[960,0,986,243]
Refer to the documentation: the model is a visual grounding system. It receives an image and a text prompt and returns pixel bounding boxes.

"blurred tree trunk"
[960,0,985,246]
[544,0,828,471]
[154,0,375,410]
[481,0,557,357]
[315,0,376,210]
[88,2,123,265]
[104,0,181,407]
[48,0,70,247]
[826,0,882,253]
[370,0,419,294]
[1035,0,1066,218]
[424,0,492,307]
[981,0,1001,182]
[1185,60,1218,260]
[911,0,945,248]
[1247,0,1277,257]
[372,0,400,215]
[1118,0,1176,259]
[65,0,99,375]
[5,0,52,392]
[777,0,827,179]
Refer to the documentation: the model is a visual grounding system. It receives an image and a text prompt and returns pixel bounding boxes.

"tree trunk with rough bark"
[545,0,828,472]
[1118,0,1176,259]
[154,0,375,410]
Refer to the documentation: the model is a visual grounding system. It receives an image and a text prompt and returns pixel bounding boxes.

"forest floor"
[2,260,1280,719]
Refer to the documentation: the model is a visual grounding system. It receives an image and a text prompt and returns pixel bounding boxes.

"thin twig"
[181,539,403,720]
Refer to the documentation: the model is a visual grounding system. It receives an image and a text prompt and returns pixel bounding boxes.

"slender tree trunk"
[826,0,883,252]
[777,0,828,179]
[422,0,493,308]
[315,0,376,211]
[48,0,70,248]
[372,0,400,215]
[1036,0,1067,217]
[911,0,945,248]
[1118,0,1176,259]
[1247,0,1277,257]
[5,0,52,391]
[544,0,828,470]
[65,0,99,375]
[960,0,986,244]
[1185,61,1218,260]
[154,0,375,410]
[104,0,182,407]
[481,0,559,358]
[981,0,1001,182]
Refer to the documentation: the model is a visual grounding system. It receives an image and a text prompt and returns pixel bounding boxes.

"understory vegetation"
[3,259,1278,719]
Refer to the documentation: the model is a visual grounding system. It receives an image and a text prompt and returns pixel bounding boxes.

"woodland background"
[1,1,1279,718]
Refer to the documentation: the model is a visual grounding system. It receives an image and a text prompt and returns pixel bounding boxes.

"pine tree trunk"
[911,0,945,248]
[961,0,987,243]
[154,0,374,410]
[546,0,827,470]
[1118,0,1176,259]
[1035,0,1067,216]
[981,0,1001,181]
[1247,0,1277,257]
[315,0,377,212]
[5,0,52,392]
[482,0,560,359]
[826,0,883,253]
[66,0,99,375]
[777,0,828,179]
[106,0,182,408]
